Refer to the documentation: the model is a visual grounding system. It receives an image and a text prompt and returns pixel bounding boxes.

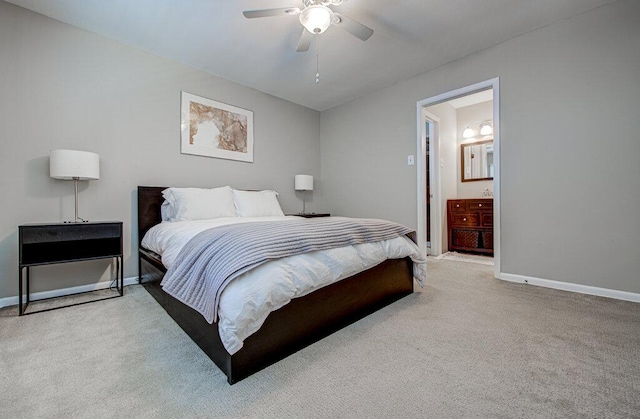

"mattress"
[142,216,426,354]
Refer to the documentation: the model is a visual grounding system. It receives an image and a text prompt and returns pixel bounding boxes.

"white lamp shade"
[294,174,314,191]
[50,149,100,180]
[299,5,334,34]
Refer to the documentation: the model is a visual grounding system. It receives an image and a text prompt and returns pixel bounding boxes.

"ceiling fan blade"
[243,7,300,19]
[296,29,313,52]
[333,12,373,41]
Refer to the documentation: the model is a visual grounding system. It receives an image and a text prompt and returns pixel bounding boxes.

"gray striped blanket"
[160,217,414,323]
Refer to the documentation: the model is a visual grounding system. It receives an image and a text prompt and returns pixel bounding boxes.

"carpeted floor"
[1,258,639,418]
[435,251,494,266]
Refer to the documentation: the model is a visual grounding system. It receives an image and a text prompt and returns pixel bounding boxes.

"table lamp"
[294,174,313,214]
[50,149,100,223]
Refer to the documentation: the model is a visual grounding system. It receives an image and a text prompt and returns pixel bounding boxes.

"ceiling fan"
[243,0,374,52]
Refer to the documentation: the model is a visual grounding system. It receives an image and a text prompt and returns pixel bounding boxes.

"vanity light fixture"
[462,127,475,138]
[463,121,493,139]
[480,121,493,136]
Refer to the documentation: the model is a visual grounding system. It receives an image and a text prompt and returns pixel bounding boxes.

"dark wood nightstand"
[287,213,331,218]
[18,221,124,315]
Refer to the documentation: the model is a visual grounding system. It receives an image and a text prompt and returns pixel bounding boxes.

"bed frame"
[137,186,415,384]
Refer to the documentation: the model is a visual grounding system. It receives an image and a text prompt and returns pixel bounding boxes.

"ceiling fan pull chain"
[316,35,320,84]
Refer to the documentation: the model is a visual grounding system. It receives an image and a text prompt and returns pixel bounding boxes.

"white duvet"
[142,216,426,355]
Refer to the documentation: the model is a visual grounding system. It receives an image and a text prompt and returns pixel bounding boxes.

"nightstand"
[18,221,124,315]
[288,213,331,218]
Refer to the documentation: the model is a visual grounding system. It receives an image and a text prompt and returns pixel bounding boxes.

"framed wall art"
[180,91,254,162]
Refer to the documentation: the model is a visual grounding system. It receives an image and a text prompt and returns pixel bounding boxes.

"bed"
[137,186,425,384]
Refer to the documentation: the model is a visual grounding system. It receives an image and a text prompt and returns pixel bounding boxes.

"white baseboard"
[5,272,636,308]
[500,272,640,303]
[0,276,139,309]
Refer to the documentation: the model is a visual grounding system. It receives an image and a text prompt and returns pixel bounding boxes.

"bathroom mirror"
[461,140,494,182]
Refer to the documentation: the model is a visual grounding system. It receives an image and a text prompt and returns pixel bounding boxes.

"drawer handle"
[456,204,460,208]
[479,204,482,207]
[463,218,467,221]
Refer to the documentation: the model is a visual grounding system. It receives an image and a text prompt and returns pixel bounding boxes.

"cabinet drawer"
[19,222,123,266]
[481,213,493,227]
[449,200,466,212]
[451,213,480,227]
[21,223,121,244]
[467,200,493,211]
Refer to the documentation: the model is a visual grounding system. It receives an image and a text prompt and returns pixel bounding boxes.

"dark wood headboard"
[137,186,167,246]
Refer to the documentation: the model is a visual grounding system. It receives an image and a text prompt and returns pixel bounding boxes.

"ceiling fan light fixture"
[300,5,334,34]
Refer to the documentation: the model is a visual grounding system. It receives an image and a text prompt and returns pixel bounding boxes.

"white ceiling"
[447,89,493,109]
[6,0,615,111]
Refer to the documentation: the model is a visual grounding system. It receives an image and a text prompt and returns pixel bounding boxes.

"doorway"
[425,121,431,250]
[416,78,501,278]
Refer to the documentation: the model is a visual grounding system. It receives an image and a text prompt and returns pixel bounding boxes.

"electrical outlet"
[407,155,415,165]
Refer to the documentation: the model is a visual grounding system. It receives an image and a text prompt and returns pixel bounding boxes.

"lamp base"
[66,177,89,223]
[302,191,307,214]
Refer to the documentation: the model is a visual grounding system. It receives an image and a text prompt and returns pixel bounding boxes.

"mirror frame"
[461,139,494,182]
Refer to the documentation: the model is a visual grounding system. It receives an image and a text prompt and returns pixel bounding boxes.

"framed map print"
[180,91,254,162]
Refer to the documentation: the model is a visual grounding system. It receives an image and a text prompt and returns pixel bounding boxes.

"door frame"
[416,78,501,278]
[422,112,441,256]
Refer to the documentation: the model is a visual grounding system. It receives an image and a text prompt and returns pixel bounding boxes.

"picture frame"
[180,91,254,162]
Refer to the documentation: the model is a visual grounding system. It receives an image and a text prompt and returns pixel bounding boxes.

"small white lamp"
[294,174,314,214]
[50,149,100,223]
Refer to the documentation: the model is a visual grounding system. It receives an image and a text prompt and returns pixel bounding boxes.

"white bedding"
[142,216,426,355]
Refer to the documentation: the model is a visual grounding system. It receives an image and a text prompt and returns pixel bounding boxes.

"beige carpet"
[1,258,639,418]
[435,251,494,266]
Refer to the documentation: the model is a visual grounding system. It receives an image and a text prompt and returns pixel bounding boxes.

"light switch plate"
[407,155,415,165]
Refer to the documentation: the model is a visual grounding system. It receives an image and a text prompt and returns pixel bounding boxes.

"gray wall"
[321,0,640,293]
[0,1,320,298]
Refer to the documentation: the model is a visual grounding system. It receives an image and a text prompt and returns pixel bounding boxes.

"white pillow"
[160,200,175,222]
[232,189,285,217]
[162,186,237,221]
